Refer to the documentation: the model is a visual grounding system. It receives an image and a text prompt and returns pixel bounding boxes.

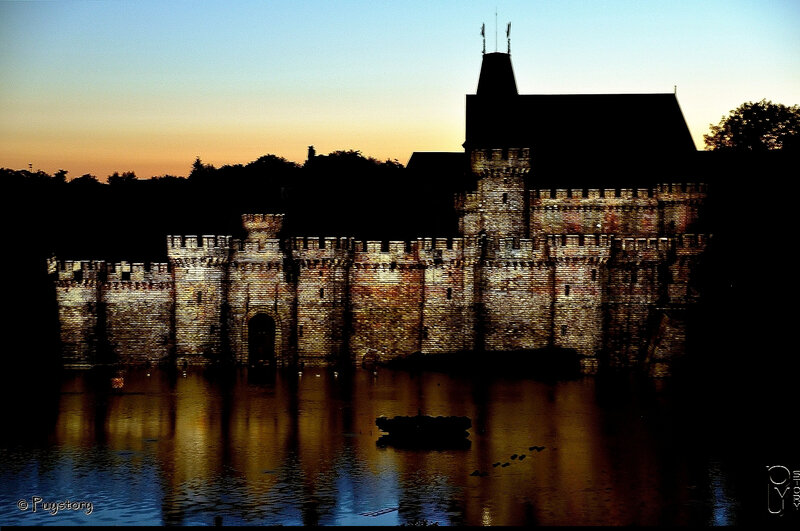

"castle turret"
[459,52,529,240]
[242,213,284,246]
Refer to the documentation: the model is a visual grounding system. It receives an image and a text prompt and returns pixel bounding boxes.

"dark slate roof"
[476,52,518,97]
[465,92,696,155]
[410,53,700,186]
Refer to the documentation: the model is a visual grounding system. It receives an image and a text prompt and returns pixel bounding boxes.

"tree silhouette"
[704,100,800,152]
[53,169,68,183]
[107,171,137,185]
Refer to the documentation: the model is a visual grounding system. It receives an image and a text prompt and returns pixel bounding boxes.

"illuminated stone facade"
[49,53,709,375]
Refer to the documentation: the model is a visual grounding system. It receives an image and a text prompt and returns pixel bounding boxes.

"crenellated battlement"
[49,258,172,284]
[531,183,706,203]
[231,238,283,254]
[547,234,614,248]
[470,147,531,163]
[106,261,172,283]
[353,240,419,262]
[470,147,532,175]
[167,234,232,261]
[291,237,355,264]
[242,213,284,243]
[656,182,707,196]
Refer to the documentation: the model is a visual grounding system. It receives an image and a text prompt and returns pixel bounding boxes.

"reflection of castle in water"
[40,368,697,526]
[49,52,708,374]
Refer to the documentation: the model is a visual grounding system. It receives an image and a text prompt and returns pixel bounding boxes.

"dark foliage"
[704,99,800,152]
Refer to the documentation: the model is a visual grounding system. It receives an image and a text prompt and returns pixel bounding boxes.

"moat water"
[0,365,768,526]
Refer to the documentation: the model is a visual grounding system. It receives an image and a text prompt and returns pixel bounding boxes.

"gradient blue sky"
[1,0,798,179]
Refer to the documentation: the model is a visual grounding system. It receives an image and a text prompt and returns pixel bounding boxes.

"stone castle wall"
[49,259,174,365]
[50,215,707,374]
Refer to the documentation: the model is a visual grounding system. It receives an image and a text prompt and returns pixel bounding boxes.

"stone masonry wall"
[530,183,706,235]
[168,235,231,363]
[49,259,173,365]
[419,238,476,354]
[102,262,174,364]
[349,241,424,364]
[480,238,551,352]
[51,198,707,373]
[293,237,351,366]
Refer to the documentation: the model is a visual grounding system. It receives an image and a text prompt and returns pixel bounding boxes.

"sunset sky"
[1,0,798,180]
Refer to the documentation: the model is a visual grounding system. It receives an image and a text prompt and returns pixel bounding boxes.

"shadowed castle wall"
[49,259,174,365]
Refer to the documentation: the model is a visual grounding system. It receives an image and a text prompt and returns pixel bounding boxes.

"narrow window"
[121,272,131,281]
[591,269,597,281]
[502,192,508,204]
[298,325,304,337]
[565,285,570,296]
[319,288,324,298]
[196,291,202,304]
[73,270,83,282]
[446,287,452,300]
[631,270,637,284]
[561,325,568,336]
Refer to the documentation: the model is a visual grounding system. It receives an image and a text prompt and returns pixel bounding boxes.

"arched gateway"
[248,314,276,365]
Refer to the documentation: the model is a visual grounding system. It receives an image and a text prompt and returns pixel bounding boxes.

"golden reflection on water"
[39,367,711,525]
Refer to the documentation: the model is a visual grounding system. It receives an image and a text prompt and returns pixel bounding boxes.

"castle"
[48,52,709,375]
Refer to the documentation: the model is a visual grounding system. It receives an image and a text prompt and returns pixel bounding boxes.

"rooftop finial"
[481,23,485,55]
[506,22,511,54]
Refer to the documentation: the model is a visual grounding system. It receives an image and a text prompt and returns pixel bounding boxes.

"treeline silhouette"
[8,150,467,264]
